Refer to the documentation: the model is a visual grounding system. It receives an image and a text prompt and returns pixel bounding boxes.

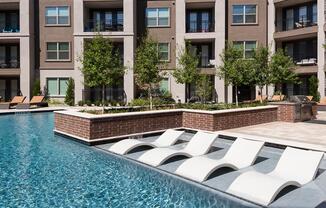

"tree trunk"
[259,86,264,103]
[185,83,189,103]
[102,85,105,114]
[235,85,239,107]
[148,87,153,110]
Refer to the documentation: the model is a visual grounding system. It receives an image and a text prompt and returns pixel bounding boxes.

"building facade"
[0,0,324,104]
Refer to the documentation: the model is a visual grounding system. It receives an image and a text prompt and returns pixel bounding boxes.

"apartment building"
[0,0,325,104]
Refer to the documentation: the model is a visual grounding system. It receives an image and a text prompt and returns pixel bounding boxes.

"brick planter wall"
[212,108,278,131]
[55,110,183,140]
[275,104,297,122]
[54,106,279,144]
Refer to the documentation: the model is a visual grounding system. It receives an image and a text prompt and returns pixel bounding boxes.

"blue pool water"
[0,113,252,207]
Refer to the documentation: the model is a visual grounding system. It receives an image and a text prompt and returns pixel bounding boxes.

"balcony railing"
[186,21,214,33]
[0,60,20,68]
[198,56,214,68]
[0,26,19,33]
[295,58,317,66]
[276,17,317,32]
[84,20,123,32]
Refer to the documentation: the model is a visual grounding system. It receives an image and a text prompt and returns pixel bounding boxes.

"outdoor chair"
[109,129,184,155]
[227,147,324,206]
[175,138,265,182]
[0,96,26,109]
[138,131,218,167]
[16,96,48,109]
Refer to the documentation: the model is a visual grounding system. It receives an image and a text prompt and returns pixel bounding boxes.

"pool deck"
[0,106,68,115]
[96,133,326,208]
[218,111,326,152]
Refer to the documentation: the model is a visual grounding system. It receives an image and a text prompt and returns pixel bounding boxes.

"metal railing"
[84,20,123,32]
[82,88,126,104]
[198,56,214,68]
[186,21,214,33]
[0,60,20,69]
[275,17,317,32]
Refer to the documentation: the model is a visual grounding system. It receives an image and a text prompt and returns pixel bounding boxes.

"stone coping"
[55,105,278,119]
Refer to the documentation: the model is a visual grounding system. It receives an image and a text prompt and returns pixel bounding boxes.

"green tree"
[269,49,298,95]
[252,46,271,103]
[218,42,253,106]
[32,79,41,96]
[64,78,75,106]
[173,41,199,102]
[134,35,162,109]
[80,33,125,104]
[196,75,213,104]
[308,75,320,102]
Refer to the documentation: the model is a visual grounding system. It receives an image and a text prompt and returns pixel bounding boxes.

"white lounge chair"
[108,129,184,155]
[227,147,324,206]
[138,131,218,167]
[175,138,265,182]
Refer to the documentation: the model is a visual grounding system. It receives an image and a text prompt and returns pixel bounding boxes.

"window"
[146,8,170,27]
[313,3,317,24]
[232,5,257,24]
[46,42,70,61]
[158,43,169,61]
[159,78,169,93]
[233,41,257,58]
[45,6,69,25]
[47,78,69,96]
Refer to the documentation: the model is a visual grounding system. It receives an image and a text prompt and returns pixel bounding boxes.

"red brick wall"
[54,107,279,142]
[55,113,91,139]
[276,104,297,122]
[182,112,215,131]
[55,112,183,140]
[213,108,278,130]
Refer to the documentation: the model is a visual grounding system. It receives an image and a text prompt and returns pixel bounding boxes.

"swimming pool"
[0,113,253,207]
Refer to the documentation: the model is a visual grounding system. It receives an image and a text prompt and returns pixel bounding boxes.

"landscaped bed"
[80,102,268,115]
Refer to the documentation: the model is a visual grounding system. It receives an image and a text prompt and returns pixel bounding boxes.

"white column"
[19,0,33,100]
[20,37,32,100]
[123,0,135,102]
[74,37,84,103]
[318,0,326,98]
[124,36,134,102]
[123,0,135,33]
[267,0,276,98]
[174,0,186,103]
[73,0,84,34]
[215,0,226,103]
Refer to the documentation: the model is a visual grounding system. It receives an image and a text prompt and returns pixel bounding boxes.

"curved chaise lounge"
[175,138,265,182]
[109,129,184,155]
[138,131,218,167]
[227,147,324,206]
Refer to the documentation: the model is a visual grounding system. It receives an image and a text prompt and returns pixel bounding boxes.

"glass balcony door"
[187,10,213,33]
[0,11,19,33]
[88,10,123,32]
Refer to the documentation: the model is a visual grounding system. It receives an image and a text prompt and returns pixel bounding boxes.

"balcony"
[0,11,20,33]
[276,17,317,32]
[186,20,214,33]
[84,20,123,32]
[83,1,123,33]
[0,44,20,70]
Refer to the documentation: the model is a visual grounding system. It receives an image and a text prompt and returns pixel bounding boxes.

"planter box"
[54,106,279,144]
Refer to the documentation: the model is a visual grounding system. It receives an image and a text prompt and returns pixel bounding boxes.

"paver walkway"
[219,111,326,152]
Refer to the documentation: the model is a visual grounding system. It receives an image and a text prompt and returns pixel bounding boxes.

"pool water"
[0,113,252,207]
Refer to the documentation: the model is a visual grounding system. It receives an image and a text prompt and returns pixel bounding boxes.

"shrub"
[32,79,41,96]
[64,78,75,106]
[78,100,84,106]
[308,75,320,102]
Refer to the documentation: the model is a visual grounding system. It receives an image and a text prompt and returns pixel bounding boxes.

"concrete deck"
[0,107,67,115]
[96,133,326,208]
[219,111,326,152]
